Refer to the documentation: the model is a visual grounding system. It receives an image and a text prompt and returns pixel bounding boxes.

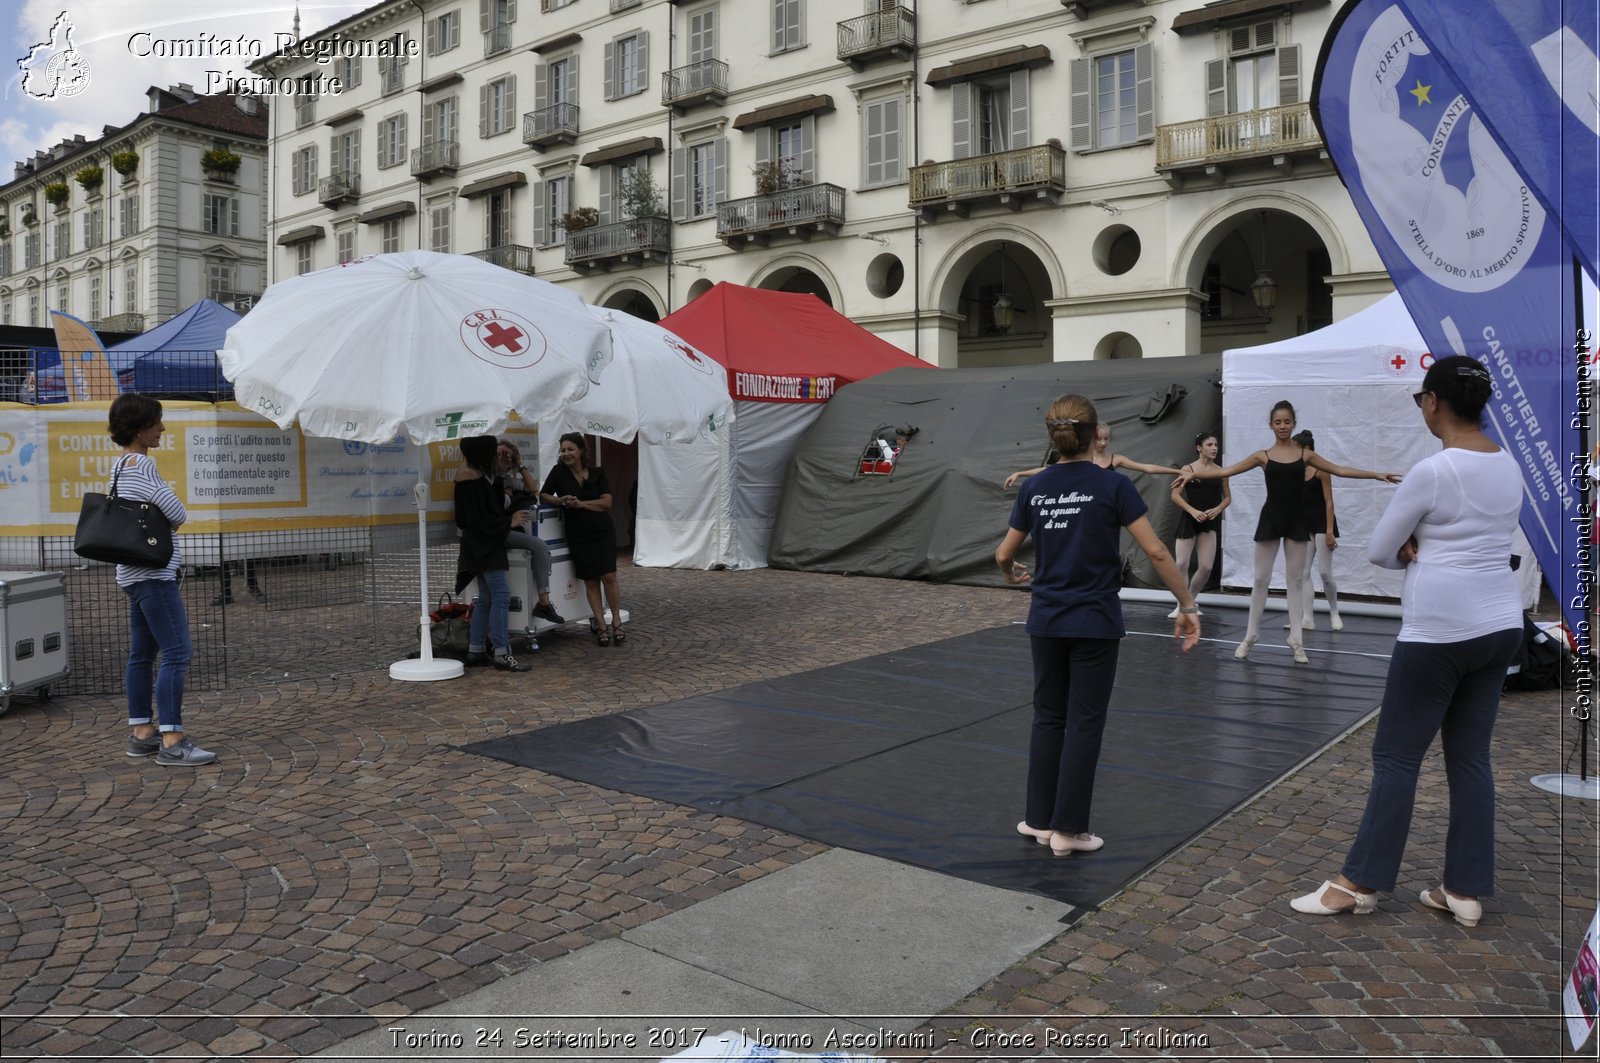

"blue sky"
[2,1,367,173]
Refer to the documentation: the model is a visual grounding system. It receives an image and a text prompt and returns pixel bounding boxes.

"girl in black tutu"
[1168,431,1230,618]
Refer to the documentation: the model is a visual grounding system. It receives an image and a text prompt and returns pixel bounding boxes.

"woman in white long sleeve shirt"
[1289,356,1522,927]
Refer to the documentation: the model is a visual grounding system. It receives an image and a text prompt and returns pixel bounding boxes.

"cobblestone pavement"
[0,564,1594,1060]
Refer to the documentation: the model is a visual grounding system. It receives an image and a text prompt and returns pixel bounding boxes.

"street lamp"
[993,243,1015,334]
[1250,212,1277,315]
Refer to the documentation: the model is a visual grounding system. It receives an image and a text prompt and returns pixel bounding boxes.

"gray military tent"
[767,356,1222,588]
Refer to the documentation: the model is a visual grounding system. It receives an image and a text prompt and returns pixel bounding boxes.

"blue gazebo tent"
[108,298,242,396]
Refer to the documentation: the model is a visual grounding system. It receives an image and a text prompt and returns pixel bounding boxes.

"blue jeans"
[467,567,511,654]
[124,578,193,732]
[1026,636,1121,834]
[1342,628,1521,896]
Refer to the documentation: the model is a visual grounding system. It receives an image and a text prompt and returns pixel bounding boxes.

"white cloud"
[3,1,367,171]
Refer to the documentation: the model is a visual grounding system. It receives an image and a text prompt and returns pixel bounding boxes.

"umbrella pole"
[390,481,464,681]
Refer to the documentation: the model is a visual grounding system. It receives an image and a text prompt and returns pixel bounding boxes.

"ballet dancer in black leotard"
[1179,401,1399,663]
[1168,431,1230,617]
[1289,429,1343,632]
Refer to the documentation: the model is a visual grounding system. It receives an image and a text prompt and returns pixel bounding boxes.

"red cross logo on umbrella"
[667,336,714,374]
[461,309,547,369]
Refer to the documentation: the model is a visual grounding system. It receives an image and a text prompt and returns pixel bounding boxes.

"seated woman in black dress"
[540,432,625,646]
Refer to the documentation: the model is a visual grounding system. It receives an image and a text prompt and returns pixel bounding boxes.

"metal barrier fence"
[0,348,234,404]
[9,525,471,696]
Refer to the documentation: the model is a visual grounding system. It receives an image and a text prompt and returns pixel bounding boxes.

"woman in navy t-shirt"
[995,394,1202,855]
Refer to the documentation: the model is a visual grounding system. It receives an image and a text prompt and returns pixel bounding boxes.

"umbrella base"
[390,657,465,682]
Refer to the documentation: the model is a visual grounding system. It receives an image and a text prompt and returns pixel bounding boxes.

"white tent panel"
[633,417,735,569]
[1222,293,1456,599]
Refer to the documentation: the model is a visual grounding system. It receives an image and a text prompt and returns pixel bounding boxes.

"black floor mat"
[463,602,1397,908]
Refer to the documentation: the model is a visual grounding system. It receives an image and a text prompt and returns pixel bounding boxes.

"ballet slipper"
[1049,831,1104,854]
[1016,821,1052,845]
[1289,641,1309,664]
[1330,612,1344,631]
[1234,635,1258,660]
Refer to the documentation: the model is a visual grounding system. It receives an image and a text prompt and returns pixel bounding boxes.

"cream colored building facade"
[257,0,1390,367]
[0,87,270,335]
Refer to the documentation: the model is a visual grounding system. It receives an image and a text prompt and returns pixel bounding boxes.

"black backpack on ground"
[1503,614,1576,692]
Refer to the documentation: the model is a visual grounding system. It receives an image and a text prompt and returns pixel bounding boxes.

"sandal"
[611,624,625,645]
[595,627,611,647]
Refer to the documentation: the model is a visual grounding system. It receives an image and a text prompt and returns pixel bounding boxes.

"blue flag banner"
[1393,0,1600,283]
[1313,0,1584,635]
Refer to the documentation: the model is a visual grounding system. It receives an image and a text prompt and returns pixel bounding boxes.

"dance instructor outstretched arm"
[995,393,1199,858]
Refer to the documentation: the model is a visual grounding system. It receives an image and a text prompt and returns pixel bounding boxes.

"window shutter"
[637,31,650,90]
[691,8,716,63]
[230,197,239,236]
[883,99,902,183]
[1134,42,1155,142]
[671,147,688,220]
[533,181,547,245]
[598,166,614,223]
[505,76,516,127]
[799,114,816,183]
[1229,26,1252,54]
[604,42,616,99]
[480,0,490,34]
[1008,69,1030,150]
[566,56,579,106]
[506,0,517,23]
[426,17,438,56]
[479,84,491,137]
[482,200,493,249]
[1277,45,1301,105]
[784,0,802,50]
[755,126,771,171]
[398,114,408,158]
[1069,57,1091,150]
[864,100,885,185]
[1205,59,1227,117]
[771,0,785,53]
[534,62,549,114]
[951,81,974,160]
[422,101,436,146]
[1255,21,1275,48]
[713,137,728,203]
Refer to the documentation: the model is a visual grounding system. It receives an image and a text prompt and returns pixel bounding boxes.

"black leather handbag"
[73,458,174,568]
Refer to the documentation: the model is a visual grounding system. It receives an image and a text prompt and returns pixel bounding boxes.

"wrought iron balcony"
[662,59,728,111]
[469,244,536,275]
[908,144,1066,217]
[1155,103,1325,186]
[97,312,144,333]
[410,140,460,179]
[836,7,914,68]
[564,216,670,272]
[717,183,845,247]
[212,290,260,312]
[318,170,360,205]
[523,103,580,148]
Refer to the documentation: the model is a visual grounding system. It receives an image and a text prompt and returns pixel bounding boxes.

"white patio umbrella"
[218,251,613,683]
[552,307,733,445]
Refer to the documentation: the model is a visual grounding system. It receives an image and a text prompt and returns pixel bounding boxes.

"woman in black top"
[1180,401,1398,662]
[1289,429,1343,632]
[454,434,530,672]
[1168,432,1230,617]
[541,432,625,646]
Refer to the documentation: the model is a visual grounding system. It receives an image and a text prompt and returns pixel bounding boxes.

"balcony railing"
[717,183,845,245]
[661,59,728,110]
[212,290,260,312]
[410,140,460,178]
[97,312,144,333]
[484,24,512,57]
[1156,102,1322,169]
[610,0,641,9]
[908,144,1066,214]
[565,216,670,271]
[318,170,360,205]
[469,244,536,275]
[523,103,580,147]
[837,7,915,66]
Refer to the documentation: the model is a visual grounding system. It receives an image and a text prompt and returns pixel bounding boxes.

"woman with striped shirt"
[110,394,215,766]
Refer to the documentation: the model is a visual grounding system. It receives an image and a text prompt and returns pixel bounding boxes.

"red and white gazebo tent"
[638,283,929,569]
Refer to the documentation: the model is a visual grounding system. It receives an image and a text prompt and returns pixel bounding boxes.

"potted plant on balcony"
[111,150,140,183]
[0,218,9,239]
[20,203,37,227]
[619,169,664,220]
[557,207,599,232]
[74,165,104,196]
[44,182,70,212]
[751,160,801,197]
[201,148,242,180]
